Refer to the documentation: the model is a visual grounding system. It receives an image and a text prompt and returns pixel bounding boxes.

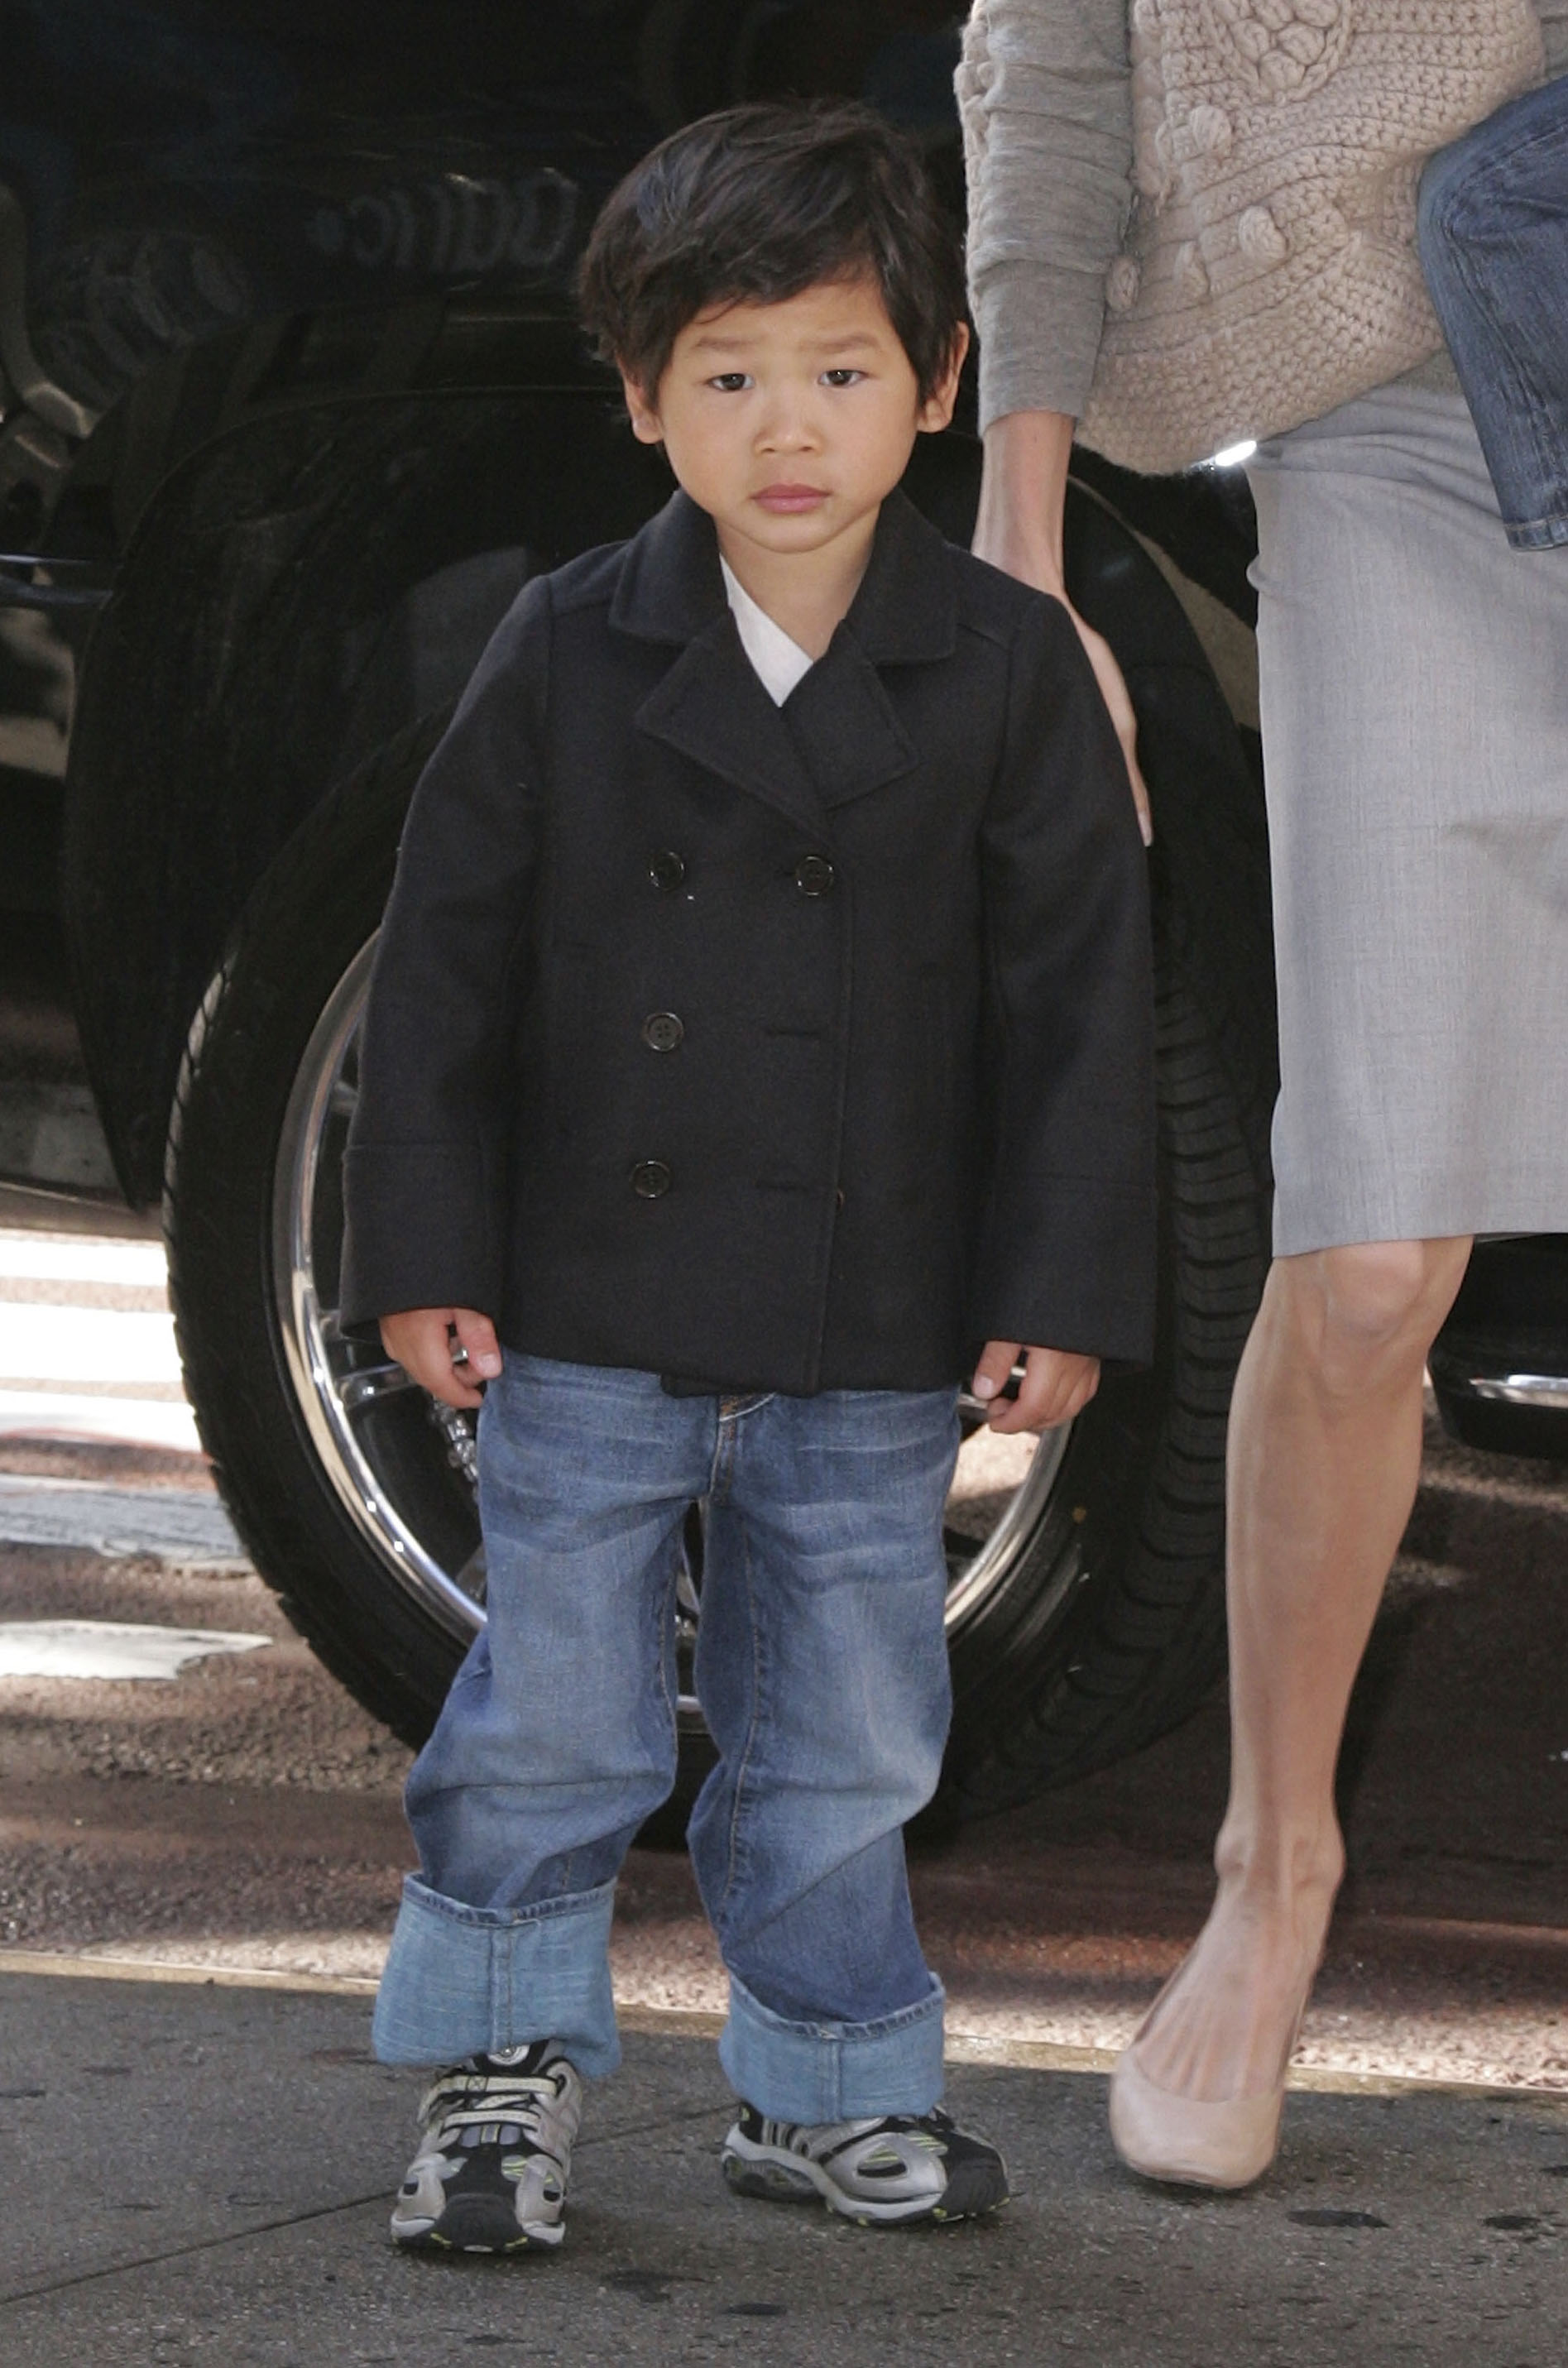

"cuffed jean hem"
[1505,512,1568,552]
[717,1971,947,2125]
[371,1874,621,2075]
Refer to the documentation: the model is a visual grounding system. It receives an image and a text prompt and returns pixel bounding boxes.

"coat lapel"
[781,642,917,813]
[635,623,828,832]
[797,495,957,811]
[613,487,958,824]
[616,492,825,830]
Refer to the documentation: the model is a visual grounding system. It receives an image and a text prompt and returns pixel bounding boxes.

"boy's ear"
[916,322,971,435]
[621,371,664,446]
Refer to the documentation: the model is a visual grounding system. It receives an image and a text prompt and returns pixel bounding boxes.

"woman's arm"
[974,409,1150,839]
[959,0,1148,834]
[959,0,1134,429]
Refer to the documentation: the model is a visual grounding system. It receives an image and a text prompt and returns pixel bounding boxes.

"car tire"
[165,702,1275,1813]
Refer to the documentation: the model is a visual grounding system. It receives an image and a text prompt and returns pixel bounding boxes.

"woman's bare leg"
[1129,1233,1473,2106]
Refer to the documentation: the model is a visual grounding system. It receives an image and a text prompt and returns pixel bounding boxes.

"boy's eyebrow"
[685,328,888,355]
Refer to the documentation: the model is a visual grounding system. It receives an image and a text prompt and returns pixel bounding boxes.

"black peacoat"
[339,487,1157,1393]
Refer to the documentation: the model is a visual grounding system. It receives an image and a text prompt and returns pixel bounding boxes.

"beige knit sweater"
[961,0,1568,450]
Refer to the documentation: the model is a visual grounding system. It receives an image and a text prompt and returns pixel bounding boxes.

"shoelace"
[420,2065,564,2142]
[779,2107,954,2156]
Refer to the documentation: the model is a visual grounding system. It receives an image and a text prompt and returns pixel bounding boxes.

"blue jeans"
[1419,74,1568,550]
[372,1355,961,2124]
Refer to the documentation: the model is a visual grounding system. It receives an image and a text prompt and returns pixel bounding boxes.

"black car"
[2,0,1562,1816]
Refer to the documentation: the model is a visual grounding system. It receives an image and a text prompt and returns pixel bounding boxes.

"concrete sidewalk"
[2,1966,1565,2365]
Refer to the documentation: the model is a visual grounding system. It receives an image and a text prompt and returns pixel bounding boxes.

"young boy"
[340,99,1156,2253]
[1419,70,1568,552]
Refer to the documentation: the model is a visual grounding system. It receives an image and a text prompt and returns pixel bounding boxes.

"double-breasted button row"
[641,1011,683,1053]
[650,847,834,899]
[630,1159,672,1199]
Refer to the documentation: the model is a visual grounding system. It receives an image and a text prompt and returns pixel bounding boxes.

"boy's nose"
[756,401,819,453]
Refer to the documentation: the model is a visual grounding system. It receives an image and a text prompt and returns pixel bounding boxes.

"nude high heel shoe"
[1108,2045,1287,2191]
[1108,1973,1311,2191]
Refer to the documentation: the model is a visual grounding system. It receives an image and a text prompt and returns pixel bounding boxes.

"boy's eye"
[708,372,751,393]
[821,368,866,388]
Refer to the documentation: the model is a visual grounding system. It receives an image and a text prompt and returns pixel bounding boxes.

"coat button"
[630,1159,672,1199]
[641,1011,683,1053]
[649,850,687,893]
[794,853,835,897]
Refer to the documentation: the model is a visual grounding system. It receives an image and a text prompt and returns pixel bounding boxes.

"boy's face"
[621,276,965,572]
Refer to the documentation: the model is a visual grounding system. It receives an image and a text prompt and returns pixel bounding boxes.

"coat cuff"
[970,1178,1158,1369]
[338,1143,502,1338]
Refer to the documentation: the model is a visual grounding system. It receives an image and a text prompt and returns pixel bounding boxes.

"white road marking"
[0,1392,201,1452]
[0,1227,202,1452]
[0,1472,242,1559]
[0,1234,167,1287]
[0,1301,182,1386]
[0,1620,268,1680]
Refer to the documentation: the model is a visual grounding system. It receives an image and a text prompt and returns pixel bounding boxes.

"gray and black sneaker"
[721,2102,1009,2227]
[391,2042,582,2253]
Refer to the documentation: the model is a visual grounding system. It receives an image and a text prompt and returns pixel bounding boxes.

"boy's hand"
[380,1307,501,1410]
[971,1341,1100,1435]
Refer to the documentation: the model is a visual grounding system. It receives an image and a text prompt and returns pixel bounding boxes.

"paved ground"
[2,1202,1568,2361]
[2,1968,1566,2366]
[2,1369,1564,2088]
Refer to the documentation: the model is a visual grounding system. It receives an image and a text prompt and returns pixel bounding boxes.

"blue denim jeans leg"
[371,1355,961,2125]
[1419,74,1568,549]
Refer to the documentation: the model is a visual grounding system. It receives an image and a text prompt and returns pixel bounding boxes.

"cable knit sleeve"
[957,0,1134,430]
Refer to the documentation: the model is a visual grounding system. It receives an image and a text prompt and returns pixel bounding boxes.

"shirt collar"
[719,554,815,706]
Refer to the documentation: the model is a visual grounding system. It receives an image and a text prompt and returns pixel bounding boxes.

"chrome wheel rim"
[271,942,1072,1680]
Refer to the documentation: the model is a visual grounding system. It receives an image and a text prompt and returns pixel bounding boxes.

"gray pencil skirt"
[1246,380,1568,1257]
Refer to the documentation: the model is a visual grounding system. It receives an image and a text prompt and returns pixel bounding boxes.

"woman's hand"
[1057,607,1150,846]
[974,410,1152,846]
[380,1306,501,1408]
[971,1340,1100,1434]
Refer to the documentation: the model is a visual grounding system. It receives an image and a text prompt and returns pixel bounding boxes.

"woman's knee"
[1283,1237,1470,1389]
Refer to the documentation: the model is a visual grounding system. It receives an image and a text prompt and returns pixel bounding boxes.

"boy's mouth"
[754,483,831,513]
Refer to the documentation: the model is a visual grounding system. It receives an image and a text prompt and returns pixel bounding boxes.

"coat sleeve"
[969,592,1157,1368]
[337,575,551,1334]
[957,0,1134,431]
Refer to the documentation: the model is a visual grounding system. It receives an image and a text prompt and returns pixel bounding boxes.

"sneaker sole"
[391,2198,564,2254]
[721,2137,1009,2227]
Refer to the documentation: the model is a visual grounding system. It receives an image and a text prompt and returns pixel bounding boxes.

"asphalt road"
[3,1976,1566,2368]
[0,1198,1566,2099]
[2,1203,1566,2361]
[0,1212,1563,2083]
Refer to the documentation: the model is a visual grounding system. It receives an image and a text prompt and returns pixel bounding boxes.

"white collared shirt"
[720,556,815,707]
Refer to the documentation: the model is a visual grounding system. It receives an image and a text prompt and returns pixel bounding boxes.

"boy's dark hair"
[577,101,966,405]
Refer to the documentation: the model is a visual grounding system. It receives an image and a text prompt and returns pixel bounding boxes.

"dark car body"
[0,0,1560,1790]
